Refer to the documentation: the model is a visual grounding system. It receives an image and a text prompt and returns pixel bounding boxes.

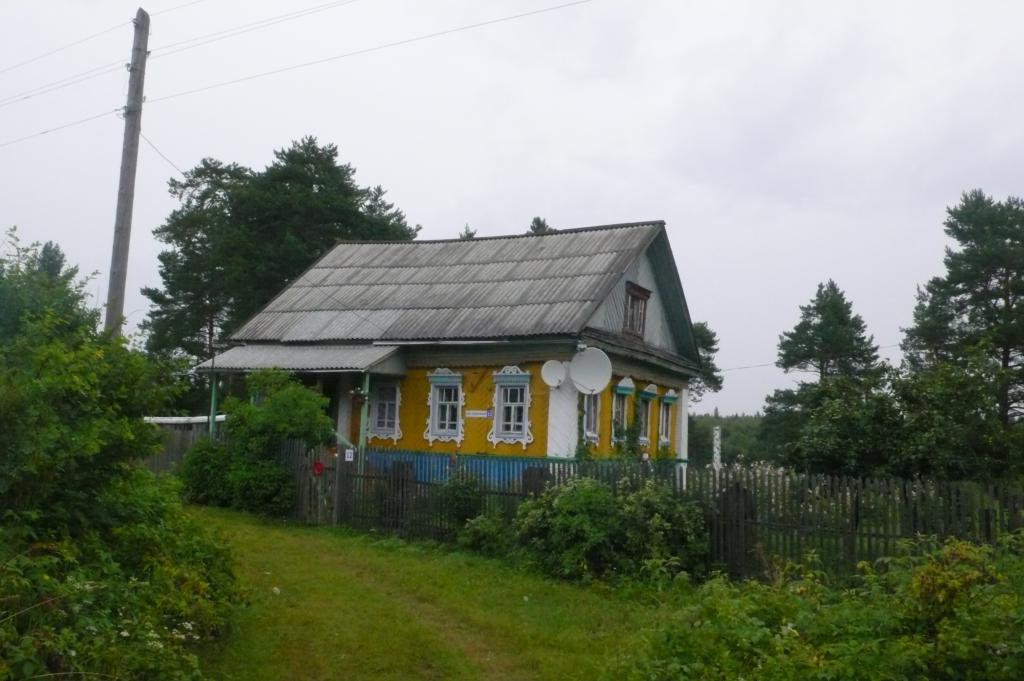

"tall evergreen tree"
[142,137,418,362]
[527,216,554,234]
[690,321,724,401]
[902,189,1024,426]
[458,223,477,240]
[777,280,879,380]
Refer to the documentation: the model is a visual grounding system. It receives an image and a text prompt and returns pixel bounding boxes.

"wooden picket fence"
[142,416,224,474]
[686,466,1024,578]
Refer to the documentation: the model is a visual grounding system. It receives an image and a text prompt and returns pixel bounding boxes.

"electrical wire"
[149,0,362,59]
[148,0,593,104]
[151,0,210,17]
[0,62,125,109]
[721,344,902,372]
[0,1,592,151]
[0,21,128,77]
[0,0,360,111]
[141,132,185,175]
[0,108,118,149]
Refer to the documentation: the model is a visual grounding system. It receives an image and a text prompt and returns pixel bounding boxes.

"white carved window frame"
[368,381,403,444]
[638,384,658,445]
[659,389,678,446]
[487,366,534,449]
[612,377,635,442]
[424,368,465,445]
[658,400,672,444]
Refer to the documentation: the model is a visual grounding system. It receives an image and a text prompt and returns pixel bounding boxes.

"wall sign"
[344,448,355,462]
[466,409,493,418]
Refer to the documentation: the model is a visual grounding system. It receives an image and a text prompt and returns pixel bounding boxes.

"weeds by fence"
[278,447,1024,579]
[140,431,1024,580]
[687,466,1024,577]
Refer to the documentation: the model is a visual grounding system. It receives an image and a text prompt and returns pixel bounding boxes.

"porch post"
[675,384,689,461]
[675,383,689,487]
[358,372,371,451]
[208,372,219,436]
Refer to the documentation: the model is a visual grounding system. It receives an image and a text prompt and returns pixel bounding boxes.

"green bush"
[180,438,233,507]
[515,477,624,580]
[440,471,485,526]
[458,513,514,556]
[222,369,335,460]
[612,536,1024,681]
[0,238,237,680]
[1,472,237,681]
[621,480,708,577]
[181,438,295,519]
[511,477,707,581]
[180,369,334,517]
[228,459,295,518]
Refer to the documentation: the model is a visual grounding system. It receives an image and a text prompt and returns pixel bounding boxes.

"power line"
[149,0,361,59]
[141,132,185,176]
[151,0,210,17]
[148,0,593,104]
[0,0,359,111]
[0,62,124,109]
[0,108,118,149]
[0,21,128,77]
[0,1,592,151]
[720,346,905,372]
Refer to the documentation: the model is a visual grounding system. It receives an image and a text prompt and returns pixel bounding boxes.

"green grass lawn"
[195,508,669,681]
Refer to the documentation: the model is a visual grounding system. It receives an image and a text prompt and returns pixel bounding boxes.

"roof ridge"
[325,220,664,246]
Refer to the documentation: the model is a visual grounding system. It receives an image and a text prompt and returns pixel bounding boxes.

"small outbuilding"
[199,221,701,459]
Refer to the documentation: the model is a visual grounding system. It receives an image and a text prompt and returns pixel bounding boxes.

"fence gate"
[279,441,336,525]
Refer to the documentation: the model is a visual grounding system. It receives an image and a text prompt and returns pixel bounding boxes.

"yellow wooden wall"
[368,362,550,457]
[589,377,677,458]
[366,364,677,458]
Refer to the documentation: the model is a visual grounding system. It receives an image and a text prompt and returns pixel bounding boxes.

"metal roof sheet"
[231,221,663,343]
[195,344,399,372]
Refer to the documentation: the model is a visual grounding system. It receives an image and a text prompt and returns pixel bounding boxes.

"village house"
[200,221,702,459]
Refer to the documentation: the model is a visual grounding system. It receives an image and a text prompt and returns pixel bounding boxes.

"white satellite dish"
[541,359,567,388]
[569,347,612,395]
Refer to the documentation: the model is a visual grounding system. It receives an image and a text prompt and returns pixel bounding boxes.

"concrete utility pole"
[104,8,150,334]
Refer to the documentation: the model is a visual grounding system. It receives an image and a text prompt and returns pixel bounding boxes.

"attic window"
[623,282,650,337]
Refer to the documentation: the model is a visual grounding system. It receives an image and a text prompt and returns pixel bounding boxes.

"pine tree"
[902,190,1024,425]
[527,217,554,234]
[777,280,878,381]
[458,223,477,240]
[690,321,724,400]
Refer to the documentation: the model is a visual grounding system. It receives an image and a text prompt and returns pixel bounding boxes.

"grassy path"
[196,508,667,681]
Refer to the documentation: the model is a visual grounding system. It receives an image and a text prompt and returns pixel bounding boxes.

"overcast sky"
[2,0,1022,414]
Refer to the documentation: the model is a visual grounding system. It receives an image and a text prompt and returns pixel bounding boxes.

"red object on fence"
[313,460,325,477]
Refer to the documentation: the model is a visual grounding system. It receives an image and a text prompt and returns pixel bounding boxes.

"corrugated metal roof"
[232,221,663,343]
[195,344,399,372]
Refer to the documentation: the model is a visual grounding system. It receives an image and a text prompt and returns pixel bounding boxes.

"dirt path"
[198,509,659,681]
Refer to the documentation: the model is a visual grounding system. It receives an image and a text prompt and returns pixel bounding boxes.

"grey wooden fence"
[143,416,224,474]
[280,447,1024,579]
[687,466,1024,578]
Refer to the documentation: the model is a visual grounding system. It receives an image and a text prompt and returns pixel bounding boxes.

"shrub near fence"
[332,449,687,539]
[281,447,1024,579]
[143,415,224,474]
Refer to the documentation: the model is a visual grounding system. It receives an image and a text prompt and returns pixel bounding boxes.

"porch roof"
[195,343,401,374]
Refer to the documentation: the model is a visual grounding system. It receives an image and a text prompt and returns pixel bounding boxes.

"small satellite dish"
[569,347,612,395]
[541,360,566,388]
